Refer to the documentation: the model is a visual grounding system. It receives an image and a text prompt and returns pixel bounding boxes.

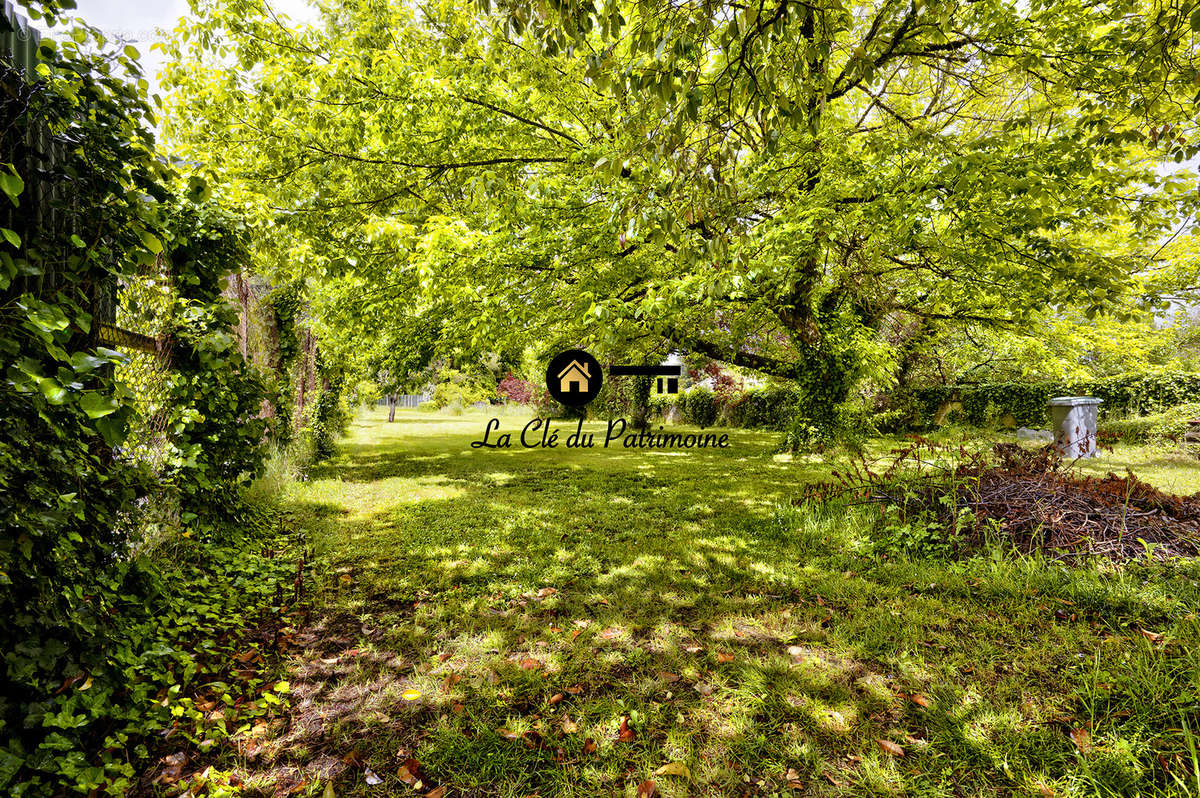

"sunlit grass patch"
[247,410,1200,796]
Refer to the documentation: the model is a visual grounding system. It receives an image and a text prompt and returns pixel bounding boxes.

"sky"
[19,0,319,93]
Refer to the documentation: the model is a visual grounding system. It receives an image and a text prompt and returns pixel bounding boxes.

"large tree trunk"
[388,393,397,422]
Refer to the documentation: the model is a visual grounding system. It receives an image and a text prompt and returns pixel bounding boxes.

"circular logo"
[546,349,603,408]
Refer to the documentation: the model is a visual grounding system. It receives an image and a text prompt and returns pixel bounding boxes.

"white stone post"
[1049,397,1103,459]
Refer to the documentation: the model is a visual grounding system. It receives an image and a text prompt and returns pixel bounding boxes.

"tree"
[160,0,1200,409]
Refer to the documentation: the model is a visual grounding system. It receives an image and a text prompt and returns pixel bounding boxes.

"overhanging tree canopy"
[162,0,1200,393]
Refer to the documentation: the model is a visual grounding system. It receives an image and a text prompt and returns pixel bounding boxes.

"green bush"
[722,385,802,429]
[901,372,1200,430]
[681,388,718,427]
[430,369,494,409]
[1099,404,1199,445]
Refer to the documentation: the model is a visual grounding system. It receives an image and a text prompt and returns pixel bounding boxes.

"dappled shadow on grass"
[237,418,1200,797]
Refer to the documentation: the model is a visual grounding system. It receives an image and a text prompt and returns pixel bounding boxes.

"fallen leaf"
[565,684,583,695]
[323,781,336,798]
[425,789,445,798]
[636,780,657,797]
[397,759,421,786]
[364,767,383,785]
[1036,782,1055,797]
[1069,727,1092,754]
[693,682,714,696]
[499,729,520,740]
[653,762,691,779]
[911,693,931,708]
[877,739,905,757]
[519,657,541,670]
[599,627,621,639]
[684,645,703,653]
[549,693,563,705]
[618,716,637,742]
[537,587,558,598]
[154,752,186,785]
[451,703,465,714]
[716,651,734,664]
[402,689,422,701]
[582,737,597,754]
[824,773,846,787]
[1140,628,1163,643]
[442,673,461,693]
[657,671,680,683]
[342,750,364,767]
[339,573,352,584]
[562,714,578,733]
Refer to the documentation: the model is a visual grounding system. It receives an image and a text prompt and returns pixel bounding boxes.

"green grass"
[241,410,1200,797]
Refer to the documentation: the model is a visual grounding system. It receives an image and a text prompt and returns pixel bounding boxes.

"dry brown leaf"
[562,714,578,733]
[424,788,445,798]
[451,703,465,715]
[716,651,735,664]
[582,737,597,754]
[549,693,563,705]
[499,729,520,740]
[876,739,905,757]
[565,684,583,695]
[537,587,558,598]
[911,693,931,708]
[618,716,636,742]
[657,671,680,683]
[599,627,621,639]
[519,657,541,670]
[693,682,714,696]
[1070,727,1092,754]
[397,758,421,786]
[1140,628,1163,643]
[636,780,658,797]
[154,752,186,785]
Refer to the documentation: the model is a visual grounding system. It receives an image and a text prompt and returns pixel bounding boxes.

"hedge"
[904,372,1200,429]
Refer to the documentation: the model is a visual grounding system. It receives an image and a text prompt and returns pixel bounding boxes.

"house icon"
[557,359,591,394]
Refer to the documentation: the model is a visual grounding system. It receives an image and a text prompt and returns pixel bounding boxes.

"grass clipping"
[809,440,1200,563]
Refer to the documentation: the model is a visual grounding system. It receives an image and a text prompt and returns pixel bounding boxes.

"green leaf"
[38,377,68,405]
[139,231,164,254]
[79,392,119,419]
[0,168,23,207]
[0,228,19,248]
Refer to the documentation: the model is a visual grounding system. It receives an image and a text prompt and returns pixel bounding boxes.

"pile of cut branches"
[799,440,1200,562]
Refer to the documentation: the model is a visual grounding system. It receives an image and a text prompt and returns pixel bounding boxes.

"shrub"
[899,372,1200,431]
[681,388,718,427]
[430,370,494,409]
[723,385,802,429]
[497,372,534,404]
[1099,404,1200,445]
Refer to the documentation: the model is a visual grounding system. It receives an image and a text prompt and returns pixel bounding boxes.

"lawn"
[251,410,1200,797]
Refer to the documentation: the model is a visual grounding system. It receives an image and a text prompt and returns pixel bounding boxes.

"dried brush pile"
[800,439,1200,563]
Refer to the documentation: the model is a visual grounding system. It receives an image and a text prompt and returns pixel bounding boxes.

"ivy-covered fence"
[902,372,1200,429]
[1,5,309,795]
